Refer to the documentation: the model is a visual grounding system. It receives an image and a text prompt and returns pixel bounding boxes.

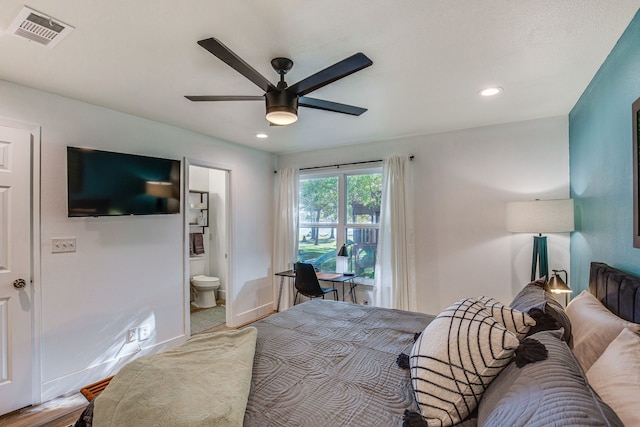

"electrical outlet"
[138,324,151,341]
[126,328,137,343]
[51,237,76,253]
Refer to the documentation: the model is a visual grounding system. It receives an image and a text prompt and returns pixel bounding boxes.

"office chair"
[294,262,338,304]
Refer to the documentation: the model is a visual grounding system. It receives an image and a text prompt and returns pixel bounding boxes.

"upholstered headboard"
[589,262,640,323]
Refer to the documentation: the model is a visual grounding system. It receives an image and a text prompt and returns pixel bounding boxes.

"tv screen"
[67,147,181,217]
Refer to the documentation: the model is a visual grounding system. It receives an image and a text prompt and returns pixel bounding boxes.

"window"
[298,168,382,283]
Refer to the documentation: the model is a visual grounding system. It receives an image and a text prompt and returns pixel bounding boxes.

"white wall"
[0,79,275,402]
[278,116,570,315]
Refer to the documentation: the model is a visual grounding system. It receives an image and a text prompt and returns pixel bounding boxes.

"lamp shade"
[337,244,348,257]
[548,276,571,293]
[548,269,571,306]
[548,269,572,294]
[506,199,574,233]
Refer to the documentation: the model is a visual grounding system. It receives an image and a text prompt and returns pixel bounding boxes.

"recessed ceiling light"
[255,133,269,139]
[478,87,503,97]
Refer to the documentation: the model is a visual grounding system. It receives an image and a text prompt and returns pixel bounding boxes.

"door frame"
[0,118,42,406]
[182,157,232,333]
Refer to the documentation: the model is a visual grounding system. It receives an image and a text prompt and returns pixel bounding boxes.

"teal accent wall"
[569,9,640,291]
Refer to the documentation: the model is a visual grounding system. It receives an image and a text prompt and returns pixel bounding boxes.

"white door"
[0,126,33,415]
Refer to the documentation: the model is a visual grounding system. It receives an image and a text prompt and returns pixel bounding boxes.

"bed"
[75,261,639,427]
[243,299,435,426]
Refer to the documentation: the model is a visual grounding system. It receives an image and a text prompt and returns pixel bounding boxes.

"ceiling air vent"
[7,6,74,48]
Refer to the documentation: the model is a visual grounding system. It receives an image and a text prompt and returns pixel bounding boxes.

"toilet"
[190,256,220,308]
[191,275,220,308]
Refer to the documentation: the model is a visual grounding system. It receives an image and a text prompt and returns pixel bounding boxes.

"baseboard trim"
[40,335,185,402]
[228,302,274,328]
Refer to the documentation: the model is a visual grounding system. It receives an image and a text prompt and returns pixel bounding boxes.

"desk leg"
[349,279,358,304]
[276,276,285,312]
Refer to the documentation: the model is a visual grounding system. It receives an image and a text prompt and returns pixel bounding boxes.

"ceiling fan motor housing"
[266,90,298,115]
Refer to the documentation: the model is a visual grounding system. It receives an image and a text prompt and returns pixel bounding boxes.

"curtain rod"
[274,155,414,173]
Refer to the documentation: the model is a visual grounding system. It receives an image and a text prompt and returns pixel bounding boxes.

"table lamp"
[336,244,349,274]
[548,269,572,306]
[506,199,574,281]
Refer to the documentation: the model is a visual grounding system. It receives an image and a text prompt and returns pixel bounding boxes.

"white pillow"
[410,298,519,426]
[586,328,640,427]
[566,290,640,371]
[477,295,536,339]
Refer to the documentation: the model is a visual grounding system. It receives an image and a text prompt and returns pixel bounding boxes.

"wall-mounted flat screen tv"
[67,147,181,217]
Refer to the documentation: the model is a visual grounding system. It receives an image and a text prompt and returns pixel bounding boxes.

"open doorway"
[186,163,230,335]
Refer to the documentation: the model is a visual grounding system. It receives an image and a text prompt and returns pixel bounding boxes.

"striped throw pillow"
[477,296,536,339]
[410,298,520,426]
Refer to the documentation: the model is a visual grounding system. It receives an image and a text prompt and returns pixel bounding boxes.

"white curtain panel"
[374,155,416,311]
[273,168,299,311]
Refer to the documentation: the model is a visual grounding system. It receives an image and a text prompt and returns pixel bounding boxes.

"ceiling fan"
[185,38,373,126]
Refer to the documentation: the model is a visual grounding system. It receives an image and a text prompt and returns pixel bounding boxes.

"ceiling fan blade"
[299,97,368,116]
[185,95,264,102]
[287,52,373,97]
[197,38,276,93]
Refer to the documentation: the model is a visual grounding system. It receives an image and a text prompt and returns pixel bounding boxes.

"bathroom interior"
[188,165,229,335]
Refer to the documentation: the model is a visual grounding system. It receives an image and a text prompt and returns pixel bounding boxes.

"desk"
[275,270,357,312]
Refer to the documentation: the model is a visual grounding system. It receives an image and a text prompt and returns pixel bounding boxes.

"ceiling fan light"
[266,109,298,125]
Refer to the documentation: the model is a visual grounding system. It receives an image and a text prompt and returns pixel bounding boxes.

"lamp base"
[531,235,549,281]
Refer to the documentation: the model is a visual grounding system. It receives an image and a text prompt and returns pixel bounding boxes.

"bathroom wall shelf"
[189,190,208,233]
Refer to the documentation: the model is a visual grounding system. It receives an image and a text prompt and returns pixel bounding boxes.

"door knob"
[13,278,27,289]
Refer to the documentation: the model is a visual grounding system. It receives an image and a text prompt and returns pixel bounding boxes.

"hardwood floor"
[0,392,88,427]
[0,313,272,426]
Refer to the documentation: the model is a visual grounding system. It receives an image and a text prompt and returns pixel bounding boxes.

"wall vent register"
[8,6,74,48]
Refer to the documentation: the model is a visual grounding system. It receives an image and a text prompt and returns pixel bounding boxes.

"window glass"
[298,226,336,272]
[299,176,338,224]
[346,174,382,224]
[346,227,378,279]
[298,169,381,281]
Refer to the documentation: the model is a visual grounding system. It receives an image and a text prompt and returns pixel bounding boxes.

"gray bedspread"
[243,300,436,427]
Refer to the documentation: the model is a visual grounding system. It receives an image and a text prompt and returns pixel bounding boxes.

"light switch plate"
[51,238,76,253]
